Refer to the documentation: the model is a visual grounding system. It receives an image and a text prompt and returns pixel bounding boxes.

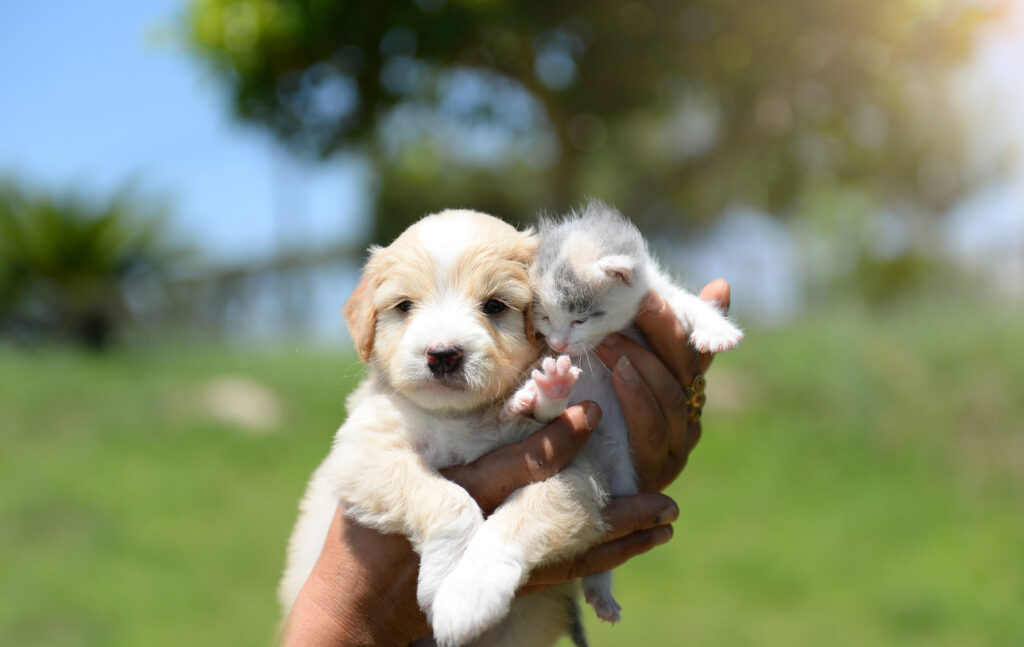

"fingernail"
[653,525,674,545]
[654,502,679,526]
[641,291,663,315]
[615,355,638,386]
[582,402,602,430]
[600,333,622,348]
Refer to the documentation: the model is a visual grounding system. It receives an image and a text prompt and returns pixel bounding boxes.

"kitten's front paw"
[417,502,484,614]
[534,355,582,399]
[501,381,538,421]
[430,526,525,647]
[689,319,743,354]
[531,355,582,422]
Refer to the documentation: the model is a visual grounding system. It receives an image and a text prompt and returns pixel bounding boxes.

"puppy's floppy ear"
[523,300,539,347]
[343,246,383,363]
[513,228,541,346]
[510,226,539,266]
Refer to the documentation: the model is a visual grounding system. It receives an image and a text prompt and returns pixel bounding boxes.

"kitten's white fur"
[532,202,743,622]
[280,210,607,647]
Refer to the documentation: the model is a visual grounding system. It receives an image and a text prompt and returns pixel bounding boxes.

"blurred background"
[1,0,1022,645]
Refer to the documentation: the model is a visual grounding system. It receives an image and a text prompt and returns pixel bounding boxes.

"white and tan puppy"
[279,210,607,647]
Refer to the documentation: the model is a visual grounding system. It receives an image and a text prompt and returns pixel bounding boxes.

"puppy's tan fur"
[280,210,606,647]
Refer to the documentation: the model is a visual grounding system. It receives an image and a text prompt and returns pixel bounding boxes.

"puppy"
[279,210,607,647]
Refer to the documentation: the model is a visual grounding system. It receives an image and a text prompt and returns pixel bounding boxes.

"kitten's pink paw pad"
[532,355,582,400]
[584,587,622,624]
[501,382,538,421]
[690,322,744,354]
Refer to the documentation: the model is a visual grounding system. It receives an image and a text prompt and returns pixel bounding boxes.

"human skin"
[280,280,732,647]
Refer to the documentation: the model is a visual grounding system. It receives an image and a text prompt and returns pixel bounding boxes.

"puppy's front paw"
[417,502,484,614]
[689,319,743,354]
[531,355,582,422]
[430,526,525,647]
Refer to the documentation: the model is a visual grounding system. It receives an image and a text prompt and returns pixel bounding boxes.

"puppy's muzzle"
[426,345,464,377]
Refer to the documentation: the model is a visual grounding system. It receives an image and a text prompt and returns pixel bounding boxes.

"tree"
[183,0,998,243]
[0,181,181,349]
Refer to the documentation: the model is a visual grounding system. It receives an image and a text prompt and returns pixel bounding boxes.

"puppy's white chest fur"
[389,388,534,468]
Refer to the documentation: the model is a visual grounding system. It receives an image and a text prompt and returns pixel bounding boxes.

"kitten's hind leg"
[583,571,621,623]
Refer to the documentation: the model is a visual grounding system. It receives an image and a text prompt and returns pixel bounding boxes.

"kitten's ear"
[597,255,635,287]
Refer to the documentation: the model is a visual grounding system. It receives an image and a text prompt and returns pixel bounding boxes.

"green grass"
[2,303,1023,646]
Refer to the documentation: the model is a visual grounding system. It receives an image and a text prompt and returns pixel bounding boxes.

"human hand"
[594,279,732,492]
[280,403,678,646]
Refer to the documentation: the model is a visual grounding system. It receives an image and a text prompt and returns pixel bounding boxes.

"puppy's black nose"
[426,345,463,376]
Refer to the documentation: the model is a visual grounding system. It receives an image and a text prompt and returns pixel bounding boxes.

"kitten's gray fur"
[531,201,743,622]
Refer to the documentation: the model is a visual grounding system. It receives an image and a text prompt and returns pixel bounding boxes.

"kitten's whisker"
[587,346,614,378]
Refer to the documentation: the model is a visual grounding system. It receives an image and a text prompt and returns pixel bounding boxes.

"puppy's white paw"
[417,502,484,614]
[501,381,538,421]
[430,525,525,647]
[689,319,743,354]
[584,583,622,624]
[531,355,582,422]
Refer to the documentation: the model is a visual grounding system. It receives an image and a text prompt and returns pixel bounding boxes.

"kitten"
[520,201,743,622]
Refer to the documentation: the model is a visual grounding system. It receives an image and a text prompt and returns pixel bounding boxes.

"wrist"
[283,564,424,647]
[282,507,431,647]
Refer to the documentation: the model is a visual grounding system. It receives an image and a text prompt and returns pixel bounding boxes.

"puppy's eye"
[482,299,507,315]
[396,300,414,313]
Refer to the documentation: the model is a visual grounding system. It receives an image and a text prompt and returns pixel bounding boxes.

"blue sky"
[0,0,369,263]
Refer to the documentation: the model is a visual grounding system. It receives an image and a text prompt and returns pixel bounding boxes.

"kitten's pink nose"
[550,339,568,352]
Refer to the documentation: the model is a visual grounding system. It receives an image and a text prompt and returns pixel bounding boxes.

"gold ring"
[685,373,707,422]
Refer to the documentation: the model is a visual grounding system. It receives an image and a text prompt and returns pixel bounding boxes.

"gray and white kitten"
[530,202,742,622]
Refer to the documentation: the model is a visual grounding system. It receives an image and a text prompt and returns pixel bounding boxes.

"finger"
[603,493,679,541]
[700,278,731,313]
[522,526,674,592]
[523,494,676,589]
[594,335,692,477]
[632,290,702,386]
[592,348,668,481]
[595,334,688,423]
[698,279,732,373]
[444,402,601,514]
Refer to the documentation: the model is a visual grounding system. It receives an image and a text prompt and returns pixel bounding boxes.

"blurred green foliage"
[2,302,1022,646]
[0,181,181,349]
[183,0,997,243]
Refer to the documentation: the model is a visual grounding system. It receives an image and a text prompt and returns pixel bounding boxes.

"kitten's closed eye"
[571,312,603,326]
